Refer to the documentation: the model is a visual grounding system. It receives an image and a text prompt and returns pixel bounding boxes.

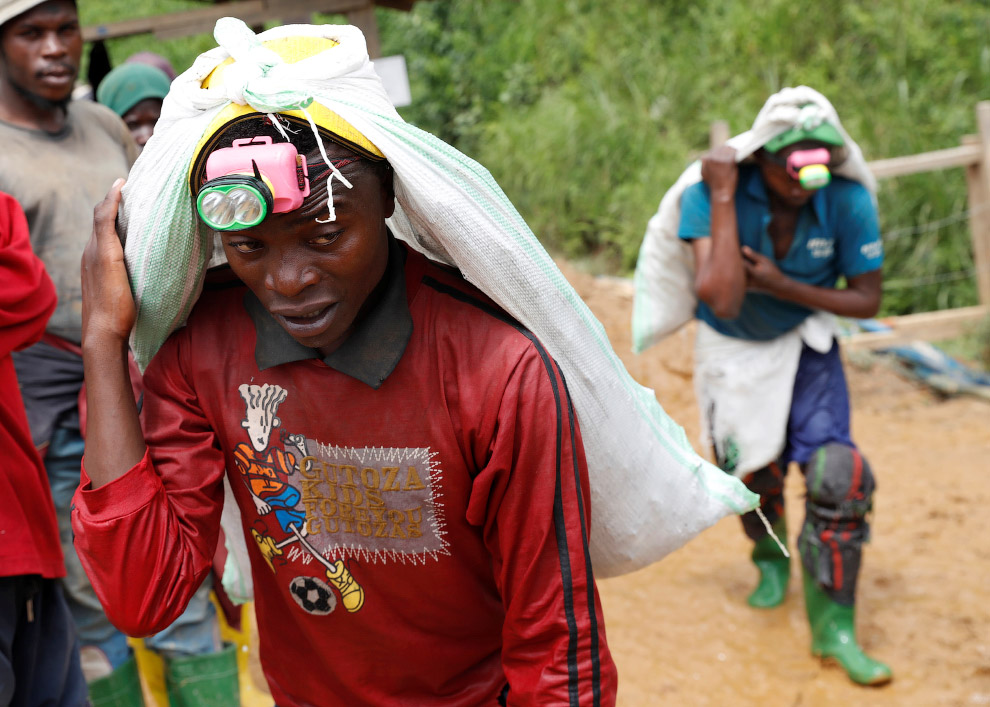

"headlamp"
[196,136,310,231]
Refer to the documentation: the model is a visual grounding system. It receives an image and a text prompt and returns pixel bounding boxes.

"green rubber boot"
[747,520,789,608]
[803,568,893,685]
[165,643,240,707]
[87,655,145,707]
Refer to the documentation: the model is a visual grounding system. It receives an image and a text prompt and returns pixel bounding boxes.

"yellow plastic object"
[798,163,831,189]
[130,596,272,706]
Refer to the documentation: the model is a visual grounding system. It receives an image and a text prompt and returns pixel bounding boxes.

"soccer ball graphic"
[289,575,337,615]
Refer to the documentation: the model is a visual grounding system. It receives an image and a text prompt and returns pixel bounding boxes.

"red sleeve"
[70,333,225,637]
[467,344,617,706]
[0,192,55,357]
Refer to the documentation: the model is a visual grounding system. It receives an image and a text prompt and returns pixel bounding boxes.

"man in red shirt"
[0,190,87,704]
[73,35,617,706]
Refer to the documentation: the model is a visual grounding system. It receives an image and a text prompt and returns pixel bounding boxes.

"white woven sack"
[119,19,757,580]
[631,86,876,354]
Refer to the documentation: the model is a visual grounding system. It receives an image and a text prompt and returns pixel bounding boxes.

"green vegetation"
[83,0,990,317]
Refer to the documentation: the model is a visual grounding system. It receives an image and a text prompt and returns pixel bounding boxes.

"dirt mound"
[557,263,990,706]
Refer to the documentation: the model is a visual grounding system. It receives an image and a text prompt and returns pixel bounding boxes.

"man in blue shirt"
[679,114,892,685]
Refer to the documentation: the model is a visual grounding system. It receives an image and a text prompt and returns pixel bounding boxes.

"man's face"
[220,149,395,357]
[122,97,162,150]
[0,0,81,106]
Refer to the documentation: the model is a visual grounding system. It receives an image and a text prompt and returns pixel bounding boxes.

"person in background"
[677,92,892,685]
[0,0,233,702]
[97,61,170,150]
[0,189,88,706]
[125,50,176,81]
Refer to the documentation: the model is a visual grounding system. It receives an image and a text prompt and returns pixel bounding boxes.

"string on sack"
[302,106,353,223]
[756,507,790,557]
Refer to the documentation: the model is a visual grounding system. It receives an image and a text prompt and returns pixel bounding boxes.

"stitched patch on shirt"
[806,237,834,259]
[291,443,450,565]
[860,240,883,260]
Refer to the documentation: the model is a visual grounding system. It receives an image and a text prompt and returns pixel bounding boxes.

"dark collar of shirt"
[742,164,828,228]
[244,235,412,389]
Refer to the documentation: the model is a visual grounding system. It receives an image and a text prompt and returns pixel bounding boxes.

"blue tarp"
[840,318,990,400]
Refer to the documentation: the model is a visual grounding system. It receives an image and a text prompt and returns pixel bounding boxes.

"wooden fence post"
[964,101,990,307]
[709,120,730,148]
[347,3,381,58]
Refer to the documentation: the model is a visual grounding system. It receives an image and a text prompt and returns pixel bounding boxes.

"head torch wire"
[264,107,356,223]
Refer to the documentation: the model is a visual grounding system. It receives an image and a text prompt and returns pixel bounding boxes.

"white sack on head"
[631,86,874,354]
[120,18,757,579]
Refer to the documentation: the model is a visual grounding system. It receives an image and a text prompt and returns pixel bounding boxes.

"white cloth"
[694,313,836,478]
[119,19,758,579]
[631,86,875,353]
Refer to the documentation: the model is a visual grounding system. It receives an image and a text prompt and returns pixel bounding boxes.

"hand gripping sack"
[119,19,757,579]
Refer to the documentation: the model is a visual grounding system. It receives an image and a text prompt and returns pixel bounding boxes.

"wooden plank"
[84,16,159,41]
[968,102,990,306]
[709,120,729,148]
[866,143,982,179]
[842,305,990,350]
[83,0,414,41]
[152,0,371,39]
[346,4,380,58]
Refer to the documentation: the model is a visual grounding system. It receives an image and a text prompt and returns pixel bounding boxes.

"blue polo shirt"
[678,165,883,341]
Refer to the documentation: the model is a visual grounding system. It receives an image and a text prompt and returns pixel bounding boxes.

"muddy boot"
[87,655,145,707]
[164,643,240,706]
[803,568,892,685]
[747,520,789,608]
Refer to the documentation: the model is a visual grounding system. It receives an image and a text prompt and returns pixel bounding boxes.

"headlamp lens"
[200,190,236,228]
[196,179,271,231]
[798,164,831,190]
[230,188,264,224]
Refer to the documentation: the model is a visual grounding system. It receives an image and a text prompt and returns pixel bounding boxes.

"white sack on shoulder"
[119,19,757,581]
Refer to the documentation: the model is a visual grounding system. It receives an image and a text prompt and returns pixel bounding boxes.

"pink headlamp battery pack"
[205,136,310,213]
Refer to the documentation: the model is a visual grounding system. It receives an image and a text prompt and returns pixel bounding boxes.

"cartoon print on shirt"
[234,383,365,614]
[234,384,307,533]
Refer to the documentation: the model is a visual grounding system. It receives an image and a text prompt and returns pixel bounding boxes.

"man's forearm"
[768,276,881,319]
[696,198,747,319]
[82,337,146,488]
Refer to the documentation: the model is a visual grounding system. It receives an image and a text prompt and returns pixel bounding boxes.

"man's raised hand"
[81,179,136,347]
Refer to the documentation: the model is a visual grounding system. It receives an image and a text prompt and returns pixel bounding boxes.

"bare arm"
[80,180,146,487]
[742,245,883,318]
[691,145,747,319]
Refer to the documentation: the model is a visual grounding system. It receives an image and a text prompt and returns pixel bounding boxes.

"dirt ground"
[559,263,990,707]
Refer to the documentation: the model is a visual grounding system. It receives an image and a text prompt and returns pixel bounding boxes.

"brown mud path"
[560,263,990,707]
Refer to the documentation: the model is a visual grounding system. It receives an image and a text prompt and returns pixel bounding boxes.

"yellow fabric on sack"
[195,35,384,165]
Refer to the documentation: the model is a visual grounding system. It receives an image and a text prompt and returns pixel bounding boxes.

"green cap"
[764,111,844,154]
[96,63,171,117]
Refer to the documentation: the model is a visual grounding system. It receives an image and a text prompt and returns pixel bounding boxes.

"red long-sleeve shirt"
[0,191,61,579]
[72,244,616,706]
